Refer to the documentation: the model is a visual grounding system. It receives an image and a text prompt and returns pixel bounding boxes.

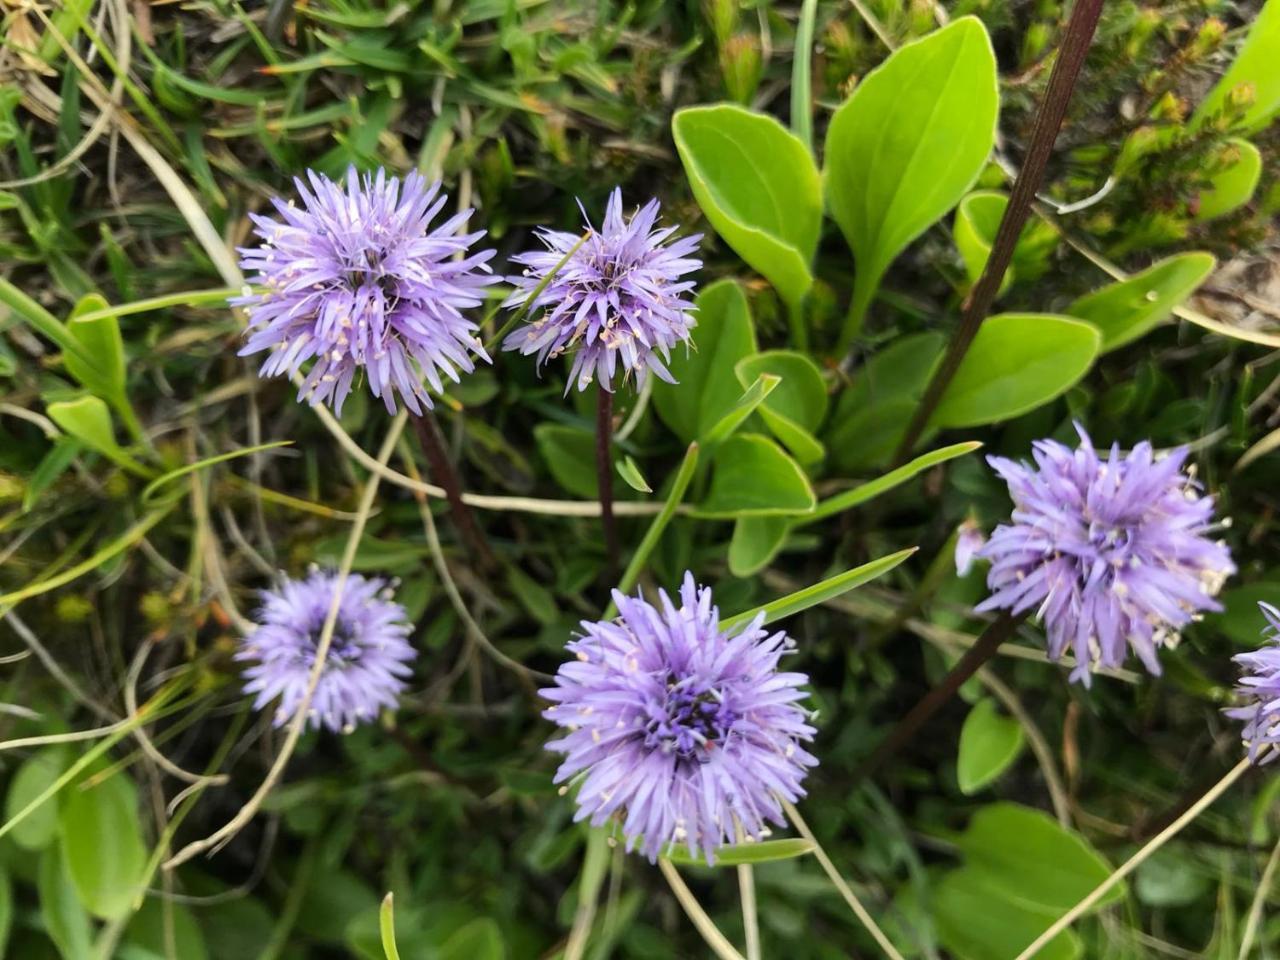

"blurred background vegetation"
[0,0,1277,956]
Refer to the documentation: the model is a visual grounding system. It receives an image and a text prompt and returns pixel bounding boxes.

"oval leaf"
[533,424,597,498]
[47,394,121,458]
[824,16,998,347]
[728,515,791,577]
[698,434,815,518]
[5,747,70,851]
[933,867,1081,960]
[39,847,92,960]
[65,294,126,399]
[956,802,1122,913]
[932,314,1100,427]
[957,698,1025,794]
[59,770,148,920]
[1191,0,1280,133]
[672,105,821,312]
[1195,138,1262,221]
[1067,253,1216,352]
[652,279,757,444]
[736,350,828,465]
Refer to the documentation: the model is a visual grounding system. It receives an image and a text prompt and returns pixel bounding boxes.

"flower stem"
[852,610,1026,788]
[657,859,747,960]
[596,386,620,578]
[891,0,1104,464]
[409,409,497,572]
[782,799,906,960]
[1012,756,1255,960]
[734,822,761,960]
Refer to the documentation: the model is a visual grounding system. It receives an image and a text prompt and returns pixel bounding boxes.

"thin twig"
[656,859,747,960]
[893,0,1105,463]
[735,823,762,960]
[410,410,497,570]
[1238,832,1280,959]
[163,413,406,870]
[1012,757,1255,960]
[853,611,1026,788]
[782,799,906,960]
[596,387,620,578]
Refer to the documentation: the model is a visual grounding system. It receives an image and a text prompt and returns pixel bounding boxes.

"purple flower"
[502,188,701,393]
[236,167,497,414]
[542,574,817,863]
[1227,603,1280,762]
[236,569,416,733]
[975,425,1234,684]
[954,519,987,577]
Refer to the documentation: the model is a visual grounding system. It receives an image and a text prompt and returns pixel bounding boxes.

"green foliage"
[956,698,1026,795]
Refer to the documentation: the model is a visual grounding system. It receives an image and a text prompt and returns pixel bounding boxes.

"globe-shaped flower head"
[975,425,1234,684]
[1226,602,1280,762]
[236,570,417,733]
[542,574,817,863]
[236,167,497,414]
[502,188,701,393]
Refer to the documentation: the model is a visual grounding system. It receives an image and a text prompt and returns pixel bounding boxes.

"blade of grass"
[140,441,293,505]
[380,894,402,960]
[791,0,819,151]
[803,442,982,524]
[720,547,917,632]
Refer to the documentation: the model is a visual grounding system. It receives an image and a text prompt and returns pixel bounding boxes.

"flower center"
[305,620,362,669]
[644,675,736,760]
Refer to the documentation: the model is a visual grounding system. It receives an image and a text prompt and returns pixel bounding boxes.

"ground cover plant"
[0,0,1278,957]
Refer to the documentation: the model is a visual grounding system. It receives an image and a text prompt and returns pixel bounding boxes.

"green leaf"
[380,894,402,960]
[728,515,791,577]
[957,699,1026,794]
[826,332,944,472]
[953,191,1057,293]
[662,837,815,867]
[0,866,11,959]
[23,438,82,513]
[721,547,917,631]
[38,846,92,960]
[533,424,597,498]
[439,918,504,960]
[735,351,829,466]
[956,803,1122,913]
[703,374,780,446]
[697,434,815,518]
[5,747,70,850]
[47,395,150,477]
[64,294,126,399]
[1066,254,1216,352]
[1200,582,1280,647]
[672,105,821,313]
[825,17,999,347]
[652,279,757,444]
[932,314,1100,427]
[505,565,559,626]
[1195,138,1262,221]
[58,770,148,920]
[616,455,651,493]
[125,899,209,960]
[1192,0,1280,133]
[807,441,983,523]
[933,868,1081,960]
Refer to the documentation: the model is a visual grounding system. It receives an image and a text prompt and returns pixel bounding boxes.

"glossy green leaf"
[616,456,651,493]
[721,547,916,631]
[672,105,821,313]
[826,332,944,472]
[957,699,1026,794]
[697,434,815,518]
[653,279,757,444]
[956,803,1122,913]
[1066,253,1215,352]
[64,294,126,399]
[933,314,1100,427]
[59,770,148,920]
[825,16,999,347]
[38,847,92,960]
[1192,0,1280,132]
[953,191,1057,292]
[47,395,150,477]
[933,868,1081,960]
[1195,138,1262,221]
[5,747,70,851]
[736,351,829,465]
[728,515,790,577]
[662,837,815,867]
[703,374,780,446]
[533,424,597,498]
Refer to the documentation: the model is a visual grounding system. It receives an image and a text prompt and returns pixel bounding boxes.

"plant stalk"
[891,0,1105,464]
[852,610,1026,788]
[410,410,497,571]
[596,386,620,578]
